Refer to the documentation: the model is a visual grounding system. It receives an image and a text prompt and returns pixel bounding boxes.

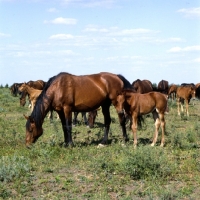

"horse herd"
[9,72,200,148]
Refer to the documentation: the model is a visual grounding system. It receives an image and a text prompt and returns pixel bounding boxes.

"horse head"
[18,82,27,93]
[24,115,43,147]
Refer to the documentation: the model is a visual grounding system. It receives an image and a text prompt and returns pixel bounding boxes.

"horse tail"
[137,115,144,129]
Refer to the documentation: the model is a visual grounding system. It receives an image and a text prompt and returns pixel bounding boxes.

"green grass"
[0,88,200,199]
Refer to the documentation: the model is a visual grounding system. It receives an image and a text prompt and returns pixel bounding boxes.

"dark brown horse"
[10,83,23,96]
[157,80,169,94]
[115,89,168,147]
[24,72,132,147]
[132,79,154,94]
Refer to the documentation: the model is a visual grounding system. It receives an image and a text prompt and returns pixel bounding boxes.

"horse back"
[45,72,126,112]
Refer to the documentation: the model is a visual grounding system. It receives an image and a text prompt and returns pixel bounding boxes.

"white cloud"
[49,34,74,40]
[168,45,200,53]
[44,17,77,25]
[47,8,58,13]
[61,0,116,8]
[0,32,11,37]
[177,7,200,18]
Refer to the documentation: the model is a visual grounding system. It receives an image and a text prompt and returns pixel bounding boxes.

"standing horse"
[176,86,196,116]
[24,72,132,147]
[157,80,169,94]
[132,79,153,94]
[115,90,168,147]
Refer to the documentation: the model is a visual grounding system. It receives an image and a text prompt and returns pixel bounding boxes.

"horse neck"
[25,85,35,94]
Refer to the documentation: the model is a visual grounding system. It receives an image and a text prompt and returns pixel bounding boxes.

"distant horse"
[10,83,23,96]
[168,84,177,100]
[18,83,42,111]
[176,86,196,116]
[157,80,169,94]
[73,109,99,128]
[115,89,168,147]
[23,72,132,147]
[19,80,46,107]
[196,83,200,99]
[132,79,153,94]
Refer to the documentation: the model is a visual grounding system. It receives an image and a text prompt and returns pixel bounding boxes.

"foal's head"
[18,83,27,92]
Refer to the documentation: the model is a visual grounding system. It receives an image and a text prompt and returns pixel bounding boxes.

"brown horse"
[115,90,168,147]
[132,79,154,94]
[157,80,169,94]
[168,84,177,100]
[24,72,132,147]
[176,86,196,116]
[10,83,23,96]
[18,83,42,111]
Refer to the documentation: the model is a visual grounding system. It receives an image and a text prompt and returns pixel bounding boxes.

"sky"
[0,0,200,86]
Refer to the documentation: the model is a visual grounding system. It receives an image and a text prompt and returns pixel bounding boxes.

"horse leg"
[100,103,111,145]
[82,112,89,126]
[185,99,189,116]
[177,98,181,115]
[72,112,79,126]
[131,114,138,148]
[159,112,165,147]
[151,110,160,146]
[62,107,73,146]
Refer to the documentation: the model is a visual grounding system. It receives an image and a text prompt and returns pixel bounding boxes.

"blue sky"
[0,0,200,86]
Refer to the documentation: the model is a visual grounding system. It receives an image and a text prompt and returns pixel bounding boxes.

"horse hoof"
[97,143,106,148]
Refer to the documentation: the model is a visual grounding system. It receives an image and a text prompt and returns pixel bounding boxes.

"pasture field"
[0,87,200,199]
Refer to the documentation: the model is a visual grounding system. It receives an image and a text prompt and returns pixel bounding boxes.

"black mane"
[117,74,132,89]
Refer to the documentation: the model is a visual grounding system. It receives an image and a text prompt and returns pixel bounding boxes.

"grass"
[0,87,200,199]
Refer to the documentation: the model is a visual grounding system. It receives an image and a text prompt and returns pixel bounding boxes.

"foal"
[176,86,196,116]
[18,83,42,111]
[115,90,168,147]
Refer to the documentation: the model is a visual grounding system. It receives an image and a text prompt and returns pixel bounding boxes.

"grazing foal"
[115,90,168,147]
[176,86,196,116]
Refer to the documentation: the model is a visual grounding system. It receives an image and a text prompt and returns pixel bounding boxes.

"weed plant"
[0,87,200,199]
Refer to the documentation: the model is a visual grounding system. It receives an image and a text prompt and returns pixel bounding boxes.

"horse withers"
[115,90,168,147]
[24,72,132,148]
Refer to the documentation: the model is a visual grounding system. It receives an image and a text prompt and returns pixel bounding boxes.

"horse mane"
[117,74,132,89]
[30,72,70,129]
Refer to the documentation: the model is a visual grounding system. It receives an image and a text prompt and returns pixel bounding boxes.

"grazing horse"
[132,79,153,94]
[23,72,132,147]
[176,86,196,116]
[157,80,169,94]
[115,90,168,147]
[18,83,42,111]
[168,84,177,100]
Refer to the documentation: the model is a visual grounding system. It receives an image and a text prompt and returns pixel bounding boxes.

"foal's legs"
[151,110,161,146]
[185,99,189,116]
[159,112,165,147]
[131,113,138,147]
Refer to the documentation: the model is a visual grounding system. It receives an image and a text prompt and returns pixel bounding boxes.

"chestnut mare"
[132,79,154,94]
[115,89,168,147]
[176,86,196,116]
[24,72,132,147]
